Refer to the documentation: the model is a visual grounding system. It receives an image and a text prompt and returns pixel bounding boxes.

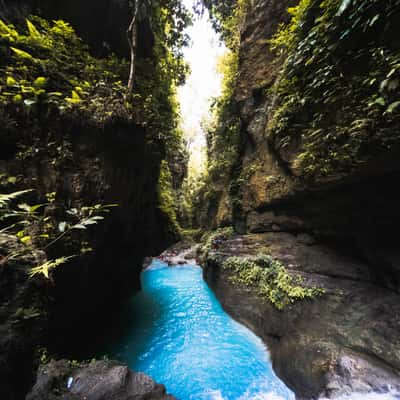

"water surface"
[108,260,294,400]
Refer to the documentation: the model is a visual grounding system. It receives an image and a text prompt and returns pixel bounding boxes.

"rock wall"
[0,116,177,400]
[199,0,400,397]
[0,1,179,398]
[202,233,400,399]
[207,0,400,290]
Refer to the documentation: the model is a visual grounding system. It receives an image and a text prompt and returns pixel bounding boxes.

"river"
[107,259,294,400]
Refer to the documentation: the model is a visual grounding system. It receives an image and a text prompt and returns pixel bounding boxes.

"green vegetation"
[268,0,400,179]
[200,227,235,254]
[132,1,191,152]
[192,0,250,225]
[206,50,241,185]
[158,160,180,235]
[223,254,324,310]
[200,0,244,48]
[0,188,117,279]
[0,1,192,238]
[0,17,128,125]
[0,7,190,140]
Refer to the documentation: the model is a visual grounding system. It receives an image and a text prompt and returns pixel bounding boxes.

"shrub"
[268,0,400,179]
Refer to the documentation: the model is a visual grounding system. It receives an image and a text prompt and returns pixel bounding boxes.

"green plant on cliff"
[199,0,249,49]
[0,17,128,125]
[193,0,250,223]
[0,3,191,240]
[130,0,191,153]
[206,50,241,182]
[158,160,180,235]
[0,189,117,278]
[268,0,400,179]
[223,254,324,310]
[0,6,190,145]
[201,227,235,254]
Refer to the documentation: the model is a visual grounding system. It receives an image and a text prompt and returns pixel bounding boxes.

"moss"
[268,0,400,179]
[201,227,235,254]
[223,254,324,310]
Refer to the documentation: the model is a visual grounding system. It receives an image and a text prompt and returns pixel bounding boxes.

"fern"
[0,190,33,208]
[28,256,75,279]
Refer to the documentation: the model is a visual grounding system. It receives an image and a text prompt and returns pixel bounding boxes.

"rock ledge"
[27,360,175,400]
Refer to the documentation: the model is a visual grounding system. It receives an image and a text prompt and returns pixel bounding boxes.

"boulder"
[27,360,176,400]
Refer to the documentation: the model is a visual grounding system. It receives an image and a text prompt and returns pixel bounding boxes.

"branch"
[126,0,140,98]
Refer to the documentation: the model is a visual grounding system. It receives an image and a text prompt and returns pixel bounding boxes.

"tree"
[126,0,140,97]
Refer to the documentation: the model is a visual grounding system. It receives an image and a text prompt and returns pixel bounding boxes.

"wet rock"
[296,233,315,246]
[324,353,400,398]
[27,360,176,400]
[203,233,400,399]
[247,210,306,233]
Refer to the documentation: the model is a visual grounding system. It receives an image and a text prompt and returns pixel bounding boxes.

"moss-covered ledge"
[202,231,400,399]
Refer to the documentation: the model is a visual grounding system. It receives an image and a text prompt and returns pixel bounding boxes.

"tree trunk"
[126,0,139,98]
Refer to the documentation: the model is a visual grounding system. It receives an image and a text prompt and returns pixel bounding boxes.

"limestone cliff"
[203,0,400,288]
[199,0,400,398]
[0,1,185,398]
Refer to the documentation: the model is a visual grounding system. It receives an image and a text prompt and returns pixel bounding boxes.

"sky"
[178,0,226,175]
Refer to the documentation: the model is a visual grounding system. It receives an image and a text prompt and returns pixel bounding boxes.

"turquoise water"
[108,260,295,400]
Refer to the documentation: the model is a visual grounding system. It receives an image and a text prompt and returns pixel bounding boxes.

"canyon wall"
[0,1,183,398]
[200,0,400,398]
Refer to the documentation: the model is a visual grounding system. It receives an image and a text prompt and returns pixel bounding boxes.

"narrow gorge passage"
[1,0,400,398]
[104,6,296,399]
[106,259,294,400]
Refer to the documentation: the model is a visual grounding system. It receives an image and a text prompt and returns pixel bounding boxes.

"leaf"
[13,94,23,103]
[65,90,82,104]
[29,204,46,213]
[6,76,16,86]
[33,77,47,89]
[28,256,74,279]
[72,224,87,230]
[27,19,42,39]
[11,47,34,60]
[337,0,352,16]
[58,221,67,232]
[369,14,380,26]
[24,99,36,107]
[66,208,78,216]
[386,101,400,114]
[0,190,33,208]
[18,203,31,212]
[20,236,31,244]
[387,68,398,79]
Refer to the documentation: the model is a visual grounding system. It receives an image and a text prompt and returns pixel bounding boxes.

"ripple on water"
[108,262,294,400]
